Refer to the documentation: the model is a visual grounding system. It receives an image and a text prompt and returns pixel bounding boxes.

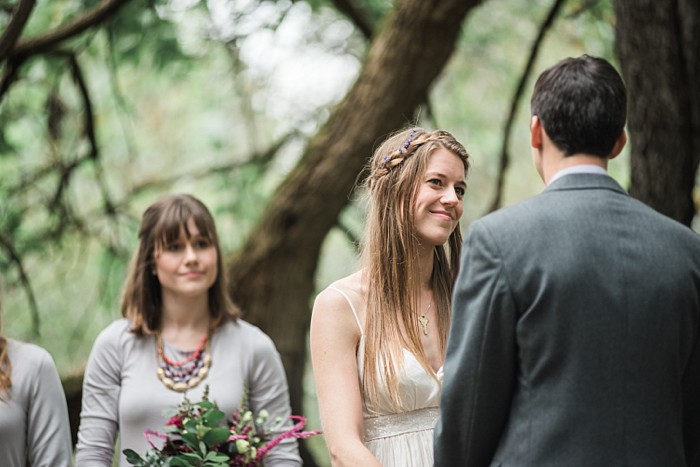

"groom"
[434,55,700,466]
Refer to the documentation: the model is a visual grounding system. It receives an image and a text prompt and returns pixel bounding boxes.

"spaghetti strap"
[327,286,363,336]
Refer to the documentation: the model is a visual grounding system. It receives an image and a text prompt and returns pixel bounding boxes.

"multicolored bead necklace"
[155,333,211,392]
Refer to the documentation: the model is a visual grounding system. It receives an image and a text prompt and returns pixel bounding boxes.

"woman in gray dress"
[0,289,73,467]
[75,194,301,466]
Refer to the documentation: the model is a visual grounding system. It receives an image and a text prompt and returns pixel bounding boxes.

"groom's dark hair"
[531,54,627,158]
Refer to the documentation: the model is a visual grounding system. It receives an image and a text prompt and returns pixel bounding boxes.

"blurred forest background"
[1,0,698,465]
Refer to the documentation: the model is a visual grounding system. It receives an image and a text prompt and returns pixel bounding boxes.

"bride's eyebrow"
[425,171,466,184]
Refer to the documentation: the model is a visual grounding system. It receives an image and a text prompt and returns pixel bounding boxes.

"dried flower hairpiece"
[378,128,418,171]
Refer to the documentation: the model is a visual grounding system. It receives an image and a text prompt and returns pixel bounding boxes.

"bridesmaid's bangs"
[153,201,218,251]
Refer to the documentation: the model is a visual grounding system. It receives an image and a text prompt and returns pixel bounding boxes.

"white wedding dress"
[330,287,442,467]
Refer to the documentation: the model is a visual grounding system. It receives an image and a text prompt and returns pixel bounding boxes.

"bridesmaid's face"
[153,218,218,301]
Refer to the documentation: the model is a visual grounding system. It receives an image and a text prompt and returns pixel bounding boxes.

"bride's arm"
[310,288,381,467]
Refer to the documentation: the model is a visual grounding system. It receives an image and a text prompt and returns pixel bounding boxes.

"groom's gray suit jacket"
[435,173,700,466]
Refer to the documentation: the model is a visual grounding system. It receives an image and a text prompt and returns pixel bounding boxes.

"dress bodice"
[327,286,442,466]
[357,338,442,416]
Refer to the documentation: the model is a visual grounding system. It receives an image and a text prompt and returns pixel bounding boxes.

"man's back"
[435,55,700,467]
[477,173,700,465]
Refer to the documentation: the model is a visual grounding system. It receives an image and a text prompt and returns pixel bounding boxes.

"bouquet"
[123,386,321,466]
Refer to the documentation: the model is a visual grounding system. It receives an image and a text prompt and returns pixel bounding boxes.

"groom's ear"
[608,130,627,160]
[530,116,543,149]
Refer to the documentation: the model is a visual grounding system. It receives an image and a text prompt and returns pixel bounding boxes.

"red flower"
[166,415,183,429]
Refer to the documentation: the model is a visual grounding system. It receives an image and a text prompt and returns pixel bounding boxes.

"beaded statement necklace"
[155,333,211,393]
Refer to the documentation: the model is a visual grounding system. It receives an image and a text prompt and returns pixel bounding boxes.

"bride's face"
[412,148,466,247]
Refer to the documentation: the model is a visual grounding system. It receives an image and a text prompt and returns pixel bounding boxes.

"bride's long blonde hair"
[361,127,470,410]
[0,285,11,401]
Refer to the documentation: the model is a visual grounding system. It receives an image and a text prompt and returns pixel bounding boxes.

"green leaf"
[202,427,231,447]
[202,408,225,426]
[184,419,198,432]
[122,448,144,464]
[196,400,215,410]
[169,457,195,467]
[181,431,198,447]
[204,451,229,462]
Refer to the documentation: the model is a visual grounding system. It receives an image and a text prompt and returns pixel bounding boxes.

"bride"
[310,127,470,466]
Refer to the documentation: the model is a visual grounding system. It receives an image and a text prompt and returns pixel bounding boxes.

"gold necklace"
[155,333,212,392]
[419,302,431,336]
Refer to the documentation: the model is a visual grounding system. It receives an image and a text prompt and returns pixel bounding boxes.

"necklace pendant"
[419,314,429,336]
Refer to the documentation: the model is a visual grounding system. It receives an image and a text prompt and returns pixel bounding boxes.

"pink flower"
[166,415,183,429]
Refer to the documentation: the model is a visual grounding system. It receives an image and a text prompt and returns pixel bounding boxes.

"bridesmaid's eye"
[194,238,212,249]
[166,242,183,252]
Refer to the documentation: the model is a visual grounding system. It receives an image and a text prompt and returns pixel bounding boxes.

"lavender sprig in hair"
[379,128,417,170]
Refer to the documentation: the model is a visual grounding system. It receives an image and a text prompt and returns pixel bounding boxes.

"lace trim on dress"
[364,407,439,442]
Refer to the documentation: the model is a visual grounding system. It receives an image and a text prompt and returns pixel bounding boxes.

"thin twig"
[116,131,297,207]
[486,0,569,213]
[0,233,41,338]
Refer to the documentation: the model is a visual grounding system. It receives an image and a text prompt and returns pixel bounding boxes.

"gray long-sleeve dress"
[0,339,73,467]
[75,318,301,467]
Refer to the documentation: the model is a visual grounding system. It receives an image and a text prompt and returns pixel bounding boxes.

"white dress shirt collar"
[548,165,608,185]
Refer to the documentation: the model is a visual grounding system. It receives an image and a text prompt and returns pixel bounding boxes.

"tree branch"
[0,54,19,99]
[45,53,100,210]
[328,0,375,40]
[0,0,36,61]
[68,52,118,216]
[117,131,297,207]
[486,0,569,214]
[68,54,98,159]
[8,0,132,61]
[0,233,41,338]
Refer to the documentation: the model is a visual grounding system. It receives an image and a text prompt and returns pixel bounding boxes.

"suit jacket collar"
[543,172,628,196]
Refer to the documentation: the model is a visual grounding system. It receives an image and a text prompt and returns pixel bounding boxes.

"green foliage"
[122,387,319,466]
[105,1,195,70]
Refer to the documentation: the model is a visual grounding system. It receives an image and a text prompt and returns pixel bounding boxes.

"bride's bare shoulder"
[314,271,366,316]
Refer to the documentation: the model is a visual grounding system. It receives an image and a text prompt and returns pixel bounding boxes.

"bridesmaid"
[75,194,301,466]
[0,288,73,467]
[310,128,470,466]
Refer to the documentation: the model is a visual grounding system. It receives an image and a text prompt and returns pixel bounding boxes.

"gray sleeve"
[75,324,123,467]
[25,348,73,467]
[248,331,302,467]
[434,220,518,466]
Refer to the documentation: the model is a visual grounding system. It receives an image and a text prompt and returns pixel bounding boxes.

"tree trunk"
[62,373,83,448]
[226,0,484,463]
[615,0,700,226]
